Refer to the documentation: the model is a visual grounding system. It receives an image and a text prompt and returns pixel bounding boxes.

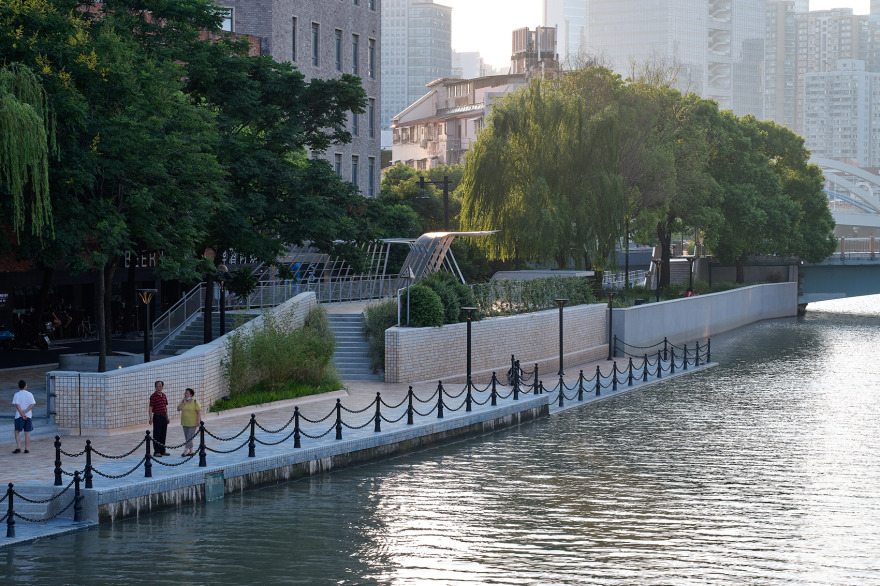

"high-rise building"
[543,0,587,65]
[217,0,381,195]
[381,0,452,143]
[803,60,880,167]
[765,1,797,130]
[583,0,765,116]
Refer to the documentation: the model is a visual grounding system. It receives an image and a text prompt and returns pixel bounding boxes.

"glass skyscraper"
[543,0,588,65]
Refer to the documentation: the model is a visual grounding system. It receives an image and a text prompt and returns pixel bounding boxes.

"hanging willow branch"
[0,63,56,238]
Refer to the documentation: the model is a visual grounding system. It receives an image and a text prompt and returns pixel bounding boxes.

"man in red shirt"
[148,381,170,456]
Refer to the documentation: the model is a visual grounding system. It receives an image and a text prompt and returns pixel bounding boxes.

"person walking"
[176,388,201,456]
[149,381,170,456]
[13,380,35,454]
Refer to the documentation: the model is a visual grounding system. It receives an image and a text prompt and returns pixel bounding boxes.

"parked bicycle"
[78,316,97,341]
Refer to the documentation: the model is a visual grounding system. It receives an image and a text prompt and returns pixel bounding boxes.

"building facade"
[381,0,452,142]
[803,60,880,167]
[765,1,797,130]
[543,0,587,66]
[217,0,382,196]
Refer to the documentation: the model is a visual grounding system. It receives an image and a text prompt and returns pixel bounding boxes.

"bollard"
[73,471,83,523]
[490,373,497,406]
[144,431,153,478]
[84,440,93,489]
[5,483,14,538]
[293,407,301,448]
[558,376,564,407]
[374,393,382,432]
[612,362,618,391]
[335,399,343,440]
[437,382,445,419]
[248,414,256,458]
[628,358,634,387]
[513,370,520,401]
[683,344,688,370]
[670,348,676,374]
[407,387,414,425]
[577,370,584,402]
[612,334,617,358]
[695,341,701,367]
[707,339,711,363]
[595,365,601,396]
[510,354,516,386]
[198,422,206,467]
[663,337,668,361]
[465,378,473,412]
[657,350,662,379]
[643,353,649,382]
[54,436,63,487]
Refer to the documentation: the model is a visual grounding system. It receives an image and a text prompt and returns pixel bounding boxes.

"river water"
[3,296,880,585]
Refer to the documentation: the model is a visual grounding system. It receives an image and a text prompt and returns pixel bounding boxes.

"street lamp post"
[607,292,615,360]
[137,289,157,364]
[651,258,662,302]
[462,307,477,386]
[555,299,567,375]
[419,175,450,231]
[685,255,696,291]
[215,264,233,337]
[514,237,520,270]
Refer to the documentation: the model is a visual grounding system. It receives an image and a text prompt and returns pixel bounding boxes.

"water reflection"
[3,296,880,584]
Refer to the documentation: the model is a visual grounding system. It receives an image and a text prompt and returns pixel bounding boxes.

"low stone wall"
[611,282,798,349]
[384,303,608,384]
[51,293,317,434]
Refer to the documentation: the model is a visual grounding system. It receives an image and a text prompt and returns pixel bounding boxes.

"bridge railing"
[836,237,877,261]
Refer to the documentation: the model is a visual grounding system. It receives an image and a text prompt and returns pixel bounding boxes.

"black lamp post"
[685,255,696,290]
[555,299,567,375]
[462,307,477,386]
[607,292,615,360]
[651,258,662,302]
[137,288,157,364]
[418,175,450,231]
[214,264,233,337]
[514,237,520,270]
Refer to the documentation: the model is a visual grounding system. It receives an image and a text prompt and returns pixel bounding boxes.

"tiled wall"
[384,303,609,383]
[53,293,317,433]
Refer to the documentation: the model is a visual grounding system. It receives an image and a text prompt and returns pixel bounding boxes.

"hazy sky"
[442,1,872,68]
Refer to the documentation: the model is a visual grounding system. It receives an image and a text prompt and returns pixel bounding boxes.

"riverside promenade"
[1,346,714,548]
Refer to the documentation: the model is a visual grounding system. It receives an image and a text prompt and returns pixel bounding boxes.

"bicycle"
[78,316,97,341]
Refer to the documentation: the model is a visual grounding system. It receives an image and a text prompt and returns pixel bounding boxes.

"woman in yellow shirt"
[176,388,201,456]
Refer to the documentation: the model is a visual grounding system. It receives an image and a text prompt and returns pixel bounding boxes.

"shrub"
[408,284,444,327]
[470,276,596,316]
[421,274,460,324]
[363,298,397,373]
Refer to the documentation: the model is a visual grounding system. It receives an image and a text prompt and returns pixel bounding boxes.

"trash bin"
[634,298,646,306]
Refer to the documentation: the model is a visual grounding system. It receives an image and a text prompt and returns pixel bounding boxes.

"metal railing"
[833,236,878,261]
[151,283,205,352]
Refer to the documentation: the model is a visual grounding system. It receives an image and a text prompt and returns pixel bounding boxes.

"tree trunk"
[624,218,630,289]
[97,268,106,372]
[204,271,215,344]
[736,254,746,284]
[656,220,673,287]
[32,265,54,330]
[125,257,137,333]
[104,259,116,355]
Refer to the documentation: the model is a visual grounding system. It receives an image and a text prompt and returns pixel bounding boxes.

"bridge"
[799,237,880,303]
[816,158,880,234]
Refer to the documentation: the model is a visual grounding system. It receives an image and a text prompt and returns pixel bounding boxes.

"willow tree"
[0,63,55,238]
[459,68,628,276]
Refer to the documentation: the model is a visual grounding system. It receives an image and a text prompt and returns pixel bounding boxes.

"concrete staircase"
[668,258,693,285]
[328,313,381,381]
[157,312,256,356]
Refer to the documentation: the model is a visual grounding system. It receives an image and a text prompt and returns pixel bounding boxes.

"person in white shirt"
[13,380,35,454]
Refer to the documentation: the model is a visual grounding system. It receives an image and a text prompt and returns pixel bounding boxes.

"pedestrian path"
[1,345,714,548]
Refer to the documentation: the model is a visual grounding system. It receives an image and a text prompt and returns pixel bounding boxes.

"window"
[334,153,342,175]
[311,23,319,67]
[368,99,375,138]
[352,35,359,75]
[221,8,233,32]
[353,112,359,136]
[369,0,376,9]
[368,39,375,78]
[354,0,359,5]
[291,17,297,61]
[335,30,342,71]
[368,157,375,197]
[351,156,359,185]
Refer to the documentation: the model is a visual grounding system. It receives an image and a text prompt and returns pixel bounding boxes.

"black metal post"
[73,471,83,523]
[533,364,539,395]
[628,357,634,387]
[437,382,444,418]
[683,344,688,370]
[407,387,414,425]
[248,414,256,458]
[374,393,382,432]
[612,363,618,391]
[54,436,63,486]
[607,293,614,360]
[219,283,226,337]
[198,423,206,467]
[663,337,669,361]
[143,300,150,364]
[84,440,93,489]
[643,354,649,381]
[556,299,567,374]
[490,373,497,406]
[513,364,520,401]
[657,350,662,379]
[558,376,564,407]
[595,365,601,396]
[695,341,701,367]
[144,431,153,477]
[5,483,14,538]
[670,348,676,374]
[707,339,711,362]
[463,307,476,388]
[293,407,301,447]
[465,382,472,412]
[335,399,343,440]
[577,370,584,401]
[687,256,695,290]
[510,354,516,385]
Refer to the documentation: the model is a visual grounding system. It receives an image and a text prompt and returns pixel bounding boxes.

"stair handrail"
[151,282,205,351]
